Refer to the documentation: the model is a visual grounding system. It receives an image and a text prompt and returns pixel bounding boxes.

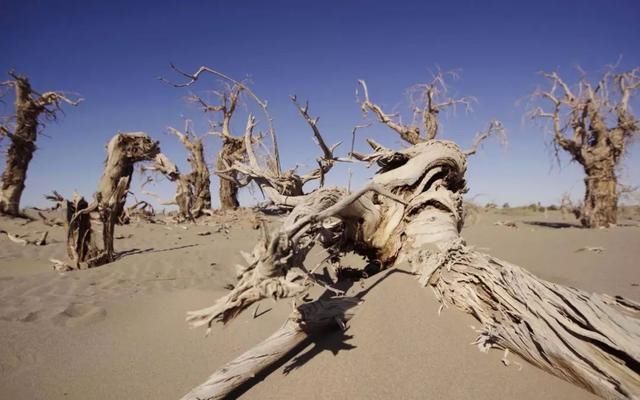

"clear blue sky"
[1,0,639,208]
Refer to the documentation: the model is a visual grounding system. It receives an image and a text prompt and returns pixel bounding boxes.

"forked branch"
[358,79,422,144]
[291,95,342,184]
[465,120,507,156]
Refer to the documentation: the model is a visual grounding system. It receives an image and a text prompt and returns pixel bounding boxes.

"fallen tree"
[0,72,82,216]
[56,132,161,270]
[181,78,638,400]
[183,139,639,400]
[530,67,640,228]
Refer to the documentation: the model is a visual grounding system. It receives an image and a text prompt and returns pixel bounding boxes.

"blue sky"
[1,0,639,208]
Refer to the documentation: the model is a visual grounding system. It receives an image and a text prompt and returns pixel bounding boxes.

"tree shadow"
[523,221,582,229]
[281,268,414,376]
[225,267,413,399]
[116,243,199,259]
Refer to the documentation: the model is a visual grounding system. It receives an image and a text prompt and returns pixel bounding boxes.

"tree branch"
[464,120,506,156]
[358,80,422,144]
[290,95,341,184]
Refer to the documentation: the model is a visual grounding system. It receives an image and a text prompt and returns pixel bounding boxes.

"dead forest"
[0,65,639,400]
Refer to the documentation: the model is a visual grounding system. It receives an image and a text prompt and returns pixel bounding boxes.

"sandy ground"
[0,208,638,399]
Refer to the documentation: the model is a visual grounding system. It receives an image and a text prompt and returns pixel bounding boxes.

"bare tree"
[530,67,640,228]
[358,71,476,144]
[164,66,343,210]
[146,121,212,220]
[0,72,82,216]
[170,124,211,216]
[199,84,247,210]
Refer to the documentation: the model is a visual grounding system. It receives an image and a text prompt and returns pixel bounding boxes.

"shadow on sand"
[523,221,582,229]
[116,243,199,259]
[225,267,414,399]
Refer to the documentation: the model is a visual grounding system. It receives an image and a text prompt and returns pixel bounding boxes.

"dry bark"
[530,67,640,228]
[0,72,81,216]
[183,139,639,400]
[173,128,211,216]
[96,132,160,224]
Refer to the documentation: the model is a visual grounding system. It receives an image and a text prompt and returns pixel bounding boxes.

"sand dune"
[0,209,637,399]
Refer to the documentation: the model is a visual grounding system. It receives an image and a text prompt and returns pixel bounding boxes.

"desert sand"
[0,208,638,399]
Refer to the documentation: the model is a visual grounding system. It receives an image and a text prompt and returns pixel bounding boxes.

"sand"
[0,208,638,399]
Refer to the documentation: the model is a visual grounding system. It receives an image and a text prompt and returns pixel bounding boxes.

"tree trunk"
[406,209,640,400]
[0,138,35,216]
[188,140,212,215]
[0,77,38,216]
[581,163,618,228]
[216,139,244,210]
[96,133,159,221]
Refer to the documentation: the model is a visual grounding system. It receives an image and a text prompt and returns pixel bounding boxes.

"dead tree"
[163,65,282,210]
[530,67,640,228]
[216,97,343,210]
[144,122,212,220]
[169,124,211,216]
[59,132,160,269]
[164,66,342,210]
[0,72,82,216]
[180,82,637,400]
[145,152,196,221]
